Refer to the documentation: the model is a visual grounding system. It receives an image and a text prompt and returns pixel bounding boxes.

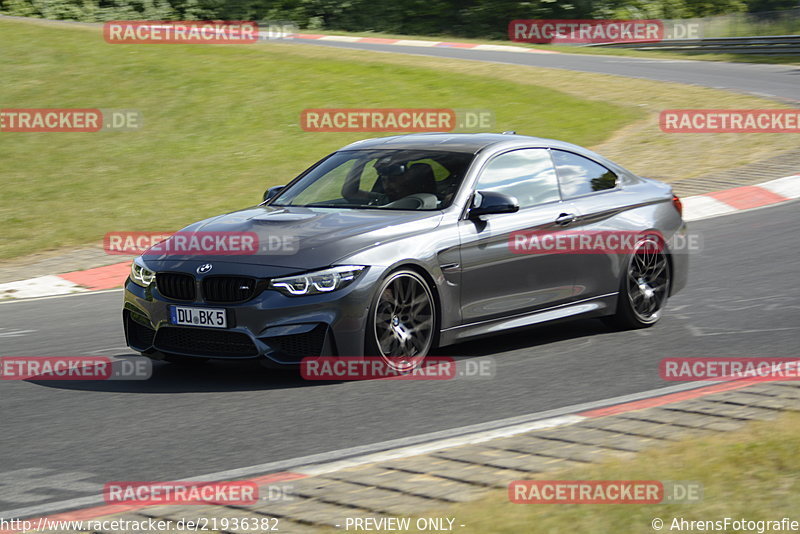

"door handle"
[555,213,576,226]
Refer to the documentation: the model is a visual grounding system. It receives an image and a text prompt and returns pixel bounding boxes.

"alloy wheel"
[626,236,671,324]
[372,271,435,372]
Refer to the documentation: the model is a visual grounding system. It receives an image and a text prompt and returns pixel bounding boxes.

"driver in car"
[342,160,438,208]
[382,164,430,201]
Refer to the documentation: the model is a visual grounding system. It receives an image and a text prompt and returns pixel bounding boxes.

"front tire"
[603,235,671,329]
[365,269,436,372]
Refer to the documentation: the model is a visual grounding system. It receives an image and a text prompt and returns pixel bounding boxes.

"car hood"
[142,205,443,270]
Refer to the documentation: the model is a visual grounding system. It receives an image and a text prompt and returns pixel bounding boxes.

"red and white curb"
[0,275,90,300]
[0,174,798,302]
[279,32,560,54]
[682,173,800,221]
[0,378,765,529]
[0,262,132,301]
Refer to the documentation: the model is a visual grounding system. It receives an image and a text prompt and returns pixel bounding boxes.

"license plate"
[169,306,227,328]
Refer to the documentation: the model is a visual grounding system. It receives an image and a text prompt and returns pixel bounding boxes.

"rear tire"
[603,235,671,330]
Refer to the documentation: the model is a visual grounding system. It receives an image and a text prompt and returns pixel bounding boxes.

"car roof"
[339,133,586,154]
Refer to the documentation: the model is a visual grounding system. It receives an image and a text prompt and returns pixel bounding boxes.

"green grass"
[0,19,641,259]
[329,411,800,533]
[283,42,799,184]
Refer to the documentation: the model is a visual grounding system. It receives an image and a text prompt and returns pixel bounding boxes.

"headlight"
[130,259,156,287]
[268,265,366,296]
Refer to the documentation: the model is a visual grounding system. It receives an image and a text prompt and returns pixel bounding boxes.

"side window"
[475,148,560,209]
[551,150,617,199]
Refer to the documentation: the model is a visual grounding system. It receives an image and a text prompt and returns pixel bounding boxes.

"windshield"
[271,149,474,210]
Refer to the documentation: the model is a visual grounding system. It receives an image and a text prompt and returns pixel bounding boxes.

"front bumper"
[122,261,382,367]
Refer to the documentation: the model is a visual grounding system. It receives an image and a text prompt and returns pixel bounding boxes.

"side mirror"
[263,185,285,202]
[468,191,519,218]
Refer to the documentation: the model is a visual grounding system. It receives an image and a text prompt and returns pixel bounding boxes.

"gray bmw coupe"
[123,133,688,371]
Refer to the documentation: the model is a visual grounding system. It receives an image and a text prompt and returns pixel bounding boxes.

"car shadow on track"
[24,318,610,394]
[436,318,608,357]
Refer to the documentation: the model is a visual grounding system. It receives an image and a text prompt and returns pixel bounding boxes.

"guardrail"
[587,35,800,55]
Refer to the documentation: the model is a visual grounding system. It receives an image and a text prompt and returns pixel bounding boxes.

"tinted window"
[475,149,560,209]
[551,150,617,199]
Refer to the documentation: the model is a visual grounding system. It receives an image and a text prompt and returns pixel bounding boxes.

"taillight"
[672,194,683,216]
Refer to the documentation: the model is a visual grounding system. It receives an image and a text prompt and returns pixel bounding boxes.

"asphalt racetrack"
[288,38,800,102]
[1,200,798,516]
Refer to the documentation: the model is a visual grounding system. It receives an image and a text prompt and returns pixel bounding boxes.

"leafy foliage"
[2,0,793,32]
